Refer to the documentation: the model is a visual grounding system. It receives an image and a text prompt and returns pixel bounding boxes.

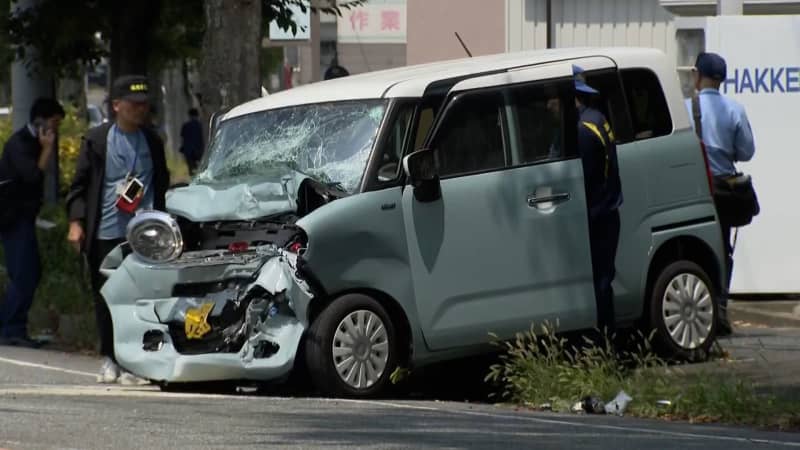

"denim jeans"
[0,218,41,338]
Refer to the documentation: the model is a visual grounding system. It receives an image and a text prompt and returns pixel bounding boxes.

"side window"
[430,90,507,178]
[621,69,673,140]
[583,69,634,142]
[375,104,414,183]
[507,79,577,164]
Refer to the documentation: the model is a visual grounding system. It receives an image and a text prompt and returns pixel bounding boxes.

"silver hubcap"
[332,310,389,389]
[662,273,714,349]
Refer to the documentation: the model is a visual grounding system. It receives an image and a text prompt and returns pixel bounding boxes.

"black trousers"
[720,224,734,293]
[88,238,124,361]
[588,210,621,333]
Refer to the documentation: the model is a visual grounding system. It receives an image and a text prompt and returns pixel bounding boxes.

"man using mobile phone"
[65,75,169,384]
[0,98,64,348]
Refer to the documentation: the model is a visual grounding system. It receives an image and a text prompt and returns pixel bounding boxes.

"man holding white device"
[66,75,170,384]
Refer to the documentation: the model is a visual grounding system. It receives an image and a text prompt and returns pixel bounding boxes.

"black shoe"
[716,320,733,337]
[0,335,44,348]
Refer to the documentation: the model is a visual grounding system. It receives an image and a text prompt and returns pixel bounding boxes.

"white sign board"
[706,16,800,293]
[337,3,407,44]
[269,4,310,41]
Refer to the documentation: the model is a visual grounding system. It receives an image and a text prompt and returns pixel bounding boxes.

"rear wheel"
[305,294,397,397]
[648,260,717,361]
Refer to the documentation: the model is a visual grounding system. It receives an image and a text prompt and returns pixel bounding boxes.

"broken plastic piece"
[604,390,633,416]
[228,241,249,253]
[581,396,606,414]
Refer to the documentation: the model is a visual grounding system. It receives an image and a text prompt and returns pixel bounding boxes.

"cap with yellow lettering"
[111,75,150,102]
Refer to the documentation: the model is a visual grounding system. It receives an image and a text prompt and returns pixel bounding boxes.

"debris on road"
[581,396,606,414]
[604,390,633,416]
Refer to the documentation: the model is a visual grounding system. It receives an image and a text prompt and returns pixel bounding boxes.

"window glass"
[507,81,575,163]
[583,70,633,142]
[431,91,507,177]
[375,104,414,183]
[621,69,673,140]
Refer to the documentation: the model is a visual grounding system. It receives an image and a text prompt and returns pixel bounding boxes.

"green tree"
[4,0,363,84]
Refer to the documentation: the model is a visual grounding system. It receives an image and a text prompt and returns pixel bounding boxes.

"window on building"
[620,69,673,140]
[677,29,706,98]
[431,90,507,178]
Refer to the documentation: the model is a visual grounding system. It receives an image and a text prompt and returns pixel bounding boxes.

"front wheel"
[649,261,718,361]
[305,294,398,397]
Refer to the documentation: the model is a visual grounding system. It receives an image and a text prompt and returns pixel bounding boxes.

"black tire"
[305,293,398,398]
[648,260,718,361]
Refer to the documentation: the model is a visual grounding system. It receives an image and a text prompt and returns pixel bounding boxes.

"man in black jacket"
[66,75,169,383]
[0,98,64,348]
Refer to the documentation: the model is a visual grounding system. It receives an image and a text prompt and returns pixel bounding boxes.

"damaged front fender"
[100,245,314,383]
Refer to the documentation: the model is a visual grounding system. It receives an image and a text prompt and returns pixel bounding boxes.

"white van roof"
[225,47,679,121]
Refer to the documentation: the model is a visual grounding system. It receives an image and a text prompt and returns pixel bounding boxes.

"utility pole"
[10,0,59,204]
[546,0,553,49]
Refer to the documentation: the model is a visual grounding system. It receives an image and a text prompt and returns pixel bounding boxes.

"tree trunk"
[198,0,262,122]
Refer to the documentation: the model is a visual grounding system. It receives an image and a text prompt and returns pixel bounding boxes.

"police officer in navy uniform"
[573,66,624,334]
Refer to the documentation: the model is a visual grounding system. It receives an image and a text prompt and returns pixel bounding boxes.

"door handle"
[527,192,571,207]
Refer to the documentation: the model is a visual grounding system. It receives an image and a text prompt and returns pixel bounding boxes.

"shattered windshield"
[194,100,387,192]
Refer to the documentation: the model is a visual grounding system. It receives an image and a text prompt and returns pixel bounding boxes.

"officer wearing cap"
[573,66,624,334]
[66,75,169,384]
[685,52,755,336]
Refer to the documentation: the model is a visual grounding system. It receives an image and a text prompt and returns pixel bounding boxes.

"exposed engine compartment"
[176,177,345,251]
[166,281,289,359]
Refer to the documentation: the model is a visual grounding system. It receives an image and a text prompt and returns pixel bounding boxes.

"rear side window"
[621,69,673,140]
[583,69,634,143]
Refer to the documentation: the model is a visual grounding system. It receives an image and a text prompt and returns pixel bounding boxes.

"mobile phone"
[121,178,144,203]
[32,118,46,135]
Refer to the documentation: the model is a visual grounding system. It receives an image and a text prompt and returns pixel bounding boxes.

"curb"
[729,302,800,328]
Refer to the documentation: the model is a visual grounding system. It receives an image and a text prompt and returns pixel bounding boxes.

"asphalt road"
[1,330,799,449]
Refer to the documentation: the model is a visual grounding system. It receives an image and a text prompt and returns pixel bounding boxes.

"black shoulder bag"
[692,95,760,227]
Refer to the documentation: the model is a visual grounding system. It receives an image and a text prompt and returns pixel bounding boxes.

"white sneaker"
[96,358,120,384]
[118,371,150,386]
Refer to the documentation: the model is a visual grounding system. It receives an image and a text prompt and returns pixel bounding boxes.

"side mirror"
[403,149,441,203]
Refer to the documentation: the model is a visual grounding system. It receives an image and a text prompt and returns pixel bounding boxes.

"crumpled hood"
[166,171,309,222]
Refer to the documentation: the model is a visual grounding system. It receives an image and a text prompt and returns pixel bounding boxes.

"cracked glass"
[195,100,388,193]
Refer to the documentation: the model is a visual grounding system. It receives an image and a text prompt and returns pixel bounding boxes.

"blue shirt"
[685,89,755,176]
[97,125,154,240]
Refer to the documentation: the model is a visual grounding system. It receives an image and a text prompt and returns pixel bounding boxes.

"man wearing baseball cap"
[573,65,624,335]
[686,52,756,336]
[66,75,170,384]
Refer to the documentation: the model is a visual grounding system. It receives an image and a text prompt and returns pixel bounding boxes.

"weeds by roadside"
[486,322,800,430]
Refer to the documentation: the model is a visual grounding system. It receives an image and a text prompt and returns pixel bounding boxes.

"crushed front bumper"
[99,245,314,383]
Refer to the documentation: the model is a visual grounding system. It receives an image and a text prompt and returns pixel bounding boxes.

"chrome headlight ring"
[126,210,184,264]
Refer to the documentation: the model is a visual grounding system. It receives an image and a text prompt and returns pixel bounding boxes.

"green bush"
[486,323,800,429]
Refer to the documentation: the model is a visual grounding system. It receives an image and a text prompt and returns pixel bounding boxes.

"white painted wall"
[506,0,678,63]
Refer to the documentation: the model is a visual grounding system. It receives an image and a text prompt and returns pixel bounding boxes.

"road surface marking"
[0,356,96,379]
[2,356,799,447]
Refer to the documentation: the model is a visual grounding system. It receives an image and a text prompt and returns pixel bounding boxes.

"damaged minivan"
[100,48,726,397]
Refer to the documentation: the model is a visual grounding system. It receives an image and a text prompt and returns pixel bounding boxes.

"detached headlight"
[126,211,184,264]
